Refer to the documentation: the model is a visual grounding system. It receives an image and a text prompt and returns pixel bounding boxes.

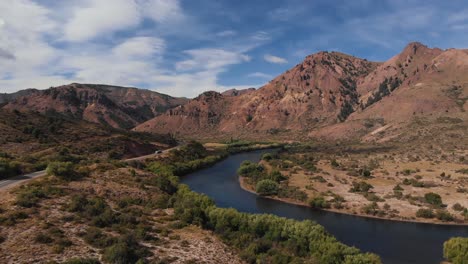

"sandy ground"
[241,155,468,225]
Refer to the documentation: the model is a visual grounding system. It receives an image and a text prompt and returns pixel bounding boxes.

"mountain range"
[2,42,467,141]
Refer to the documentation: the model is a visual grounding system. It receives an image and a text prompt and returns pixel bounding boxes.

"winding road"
[0,146,178,191]
[0,170,47,190]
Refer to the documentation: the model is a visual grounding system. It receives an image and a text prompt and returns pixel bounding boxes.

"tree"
[256,180,279,196]
[444,237,468,264]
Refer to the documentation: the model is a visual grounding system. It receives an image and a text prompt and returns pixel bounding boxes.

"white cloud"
[176,49,251,71]
[63,0,185,42]
[247,72,273,79]
[113,37,165,59]
[139,0,185,23]
[264,54,288,64]
[64,0,140,42]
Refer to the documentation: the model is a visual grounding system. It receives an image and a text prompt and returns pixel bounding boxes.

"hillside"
[3,83,188,129]
[135,51,380,136]
[0,89,38,105]
[0,108,177,178]
[135,42,467,142]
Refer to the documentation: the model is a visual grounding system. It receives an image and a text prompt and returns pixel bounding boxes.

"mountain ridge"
[2,42,467,142]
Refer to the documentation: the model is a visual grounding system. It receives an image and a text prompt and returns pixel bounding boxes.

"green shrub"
[103,235,148,264]
[237,161,264,178]
[256,180,279,196]
[262,153,274,161]
[331,159,340,168]
[83,227,116,248]
[309,196,330,209]
[103,242,138,264]
[444,237,468,264]
[362,202,380,215]
[349,181,374,193]
[46,162,81,181]
[268,170,286,182]
[344,253,382,264]
[416,208,434,218]
[34,233,53,244]
[435,210,454,222]
[62,258,100,264]
[424,192,442,206]
[0,159,21,179]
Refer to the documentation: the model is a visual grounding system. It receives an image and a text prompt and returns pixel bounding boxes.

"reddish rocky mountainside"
[2,42,466,141]
[221,88,256,97]
[3,83,188,129]
[135,42,467,140]
[135,51,380,135]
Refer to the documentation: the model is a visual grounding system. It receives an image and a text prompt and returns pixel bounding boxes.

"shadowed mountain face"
[134,42,468,140]
[3,83,188,129]
[0,89,38,105]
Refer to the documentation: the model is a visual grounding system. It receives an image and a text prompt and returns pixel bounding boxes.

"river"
[181,149,468,264]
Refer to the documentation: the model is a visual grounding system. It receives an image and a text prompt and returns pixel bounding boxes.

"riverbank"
[239,177,468,226]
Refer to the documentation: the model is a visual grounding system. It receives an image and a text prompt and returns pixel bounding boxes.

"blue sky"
[0,0,467,97]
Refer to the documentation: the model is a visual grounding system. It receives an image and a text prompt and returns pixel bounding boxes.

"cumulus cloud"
[64,0,140,42]
[264,54,288,64]
[63,0,185,42]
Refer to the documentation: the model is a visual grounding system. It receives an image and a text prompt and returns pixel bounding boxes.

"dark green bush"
[424,192,442,206]
[0,159,21,179]
[46,162,83,181]
[34,233,53,244]
[262,153,274,161]
[416,208,434,218]
[349,181,374,193]
[256,180,279,196]
[62,258,100,264]
[309,196,330,209]
[83,227,116,248]
[435,210,454,222]
[237,161,264,178]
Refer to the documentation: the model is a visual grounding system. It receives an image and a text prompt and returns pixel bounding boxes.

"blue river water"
[181,149,468,264]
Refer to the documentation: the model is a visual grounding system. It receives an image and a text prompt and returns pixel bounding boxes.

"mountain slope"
[0,89,38,105]
[3,83,188,129]
[311,43,468,140]
[135,42,467,141]
[135,51,380,136]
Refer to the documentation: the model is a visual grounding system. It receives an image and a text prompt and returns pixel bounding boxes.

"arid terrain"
[0,41,467,264]
[239,141,468,224]
[0,163,243,263]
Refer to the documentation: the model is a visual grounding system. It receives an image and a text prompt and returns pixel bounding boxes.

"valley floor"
[238,143,468,225]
